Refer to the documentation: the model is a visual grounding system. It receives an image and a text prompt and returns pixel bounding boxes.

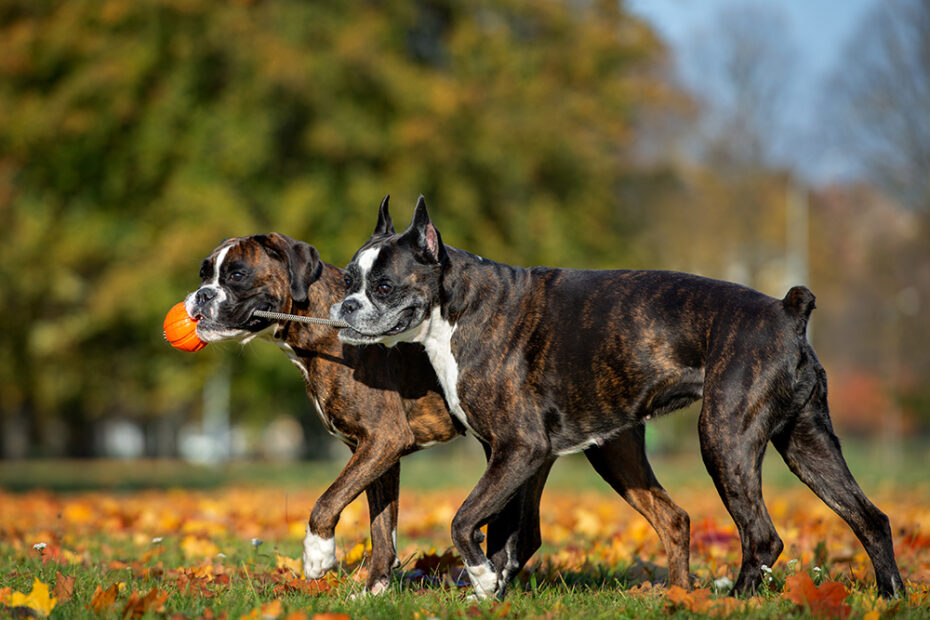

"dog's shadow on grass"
[514,557,670,593]
[388,556,671,595]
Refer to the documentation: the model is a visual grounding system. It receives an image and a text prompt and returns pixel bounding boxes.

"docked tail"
[782,286,815,336]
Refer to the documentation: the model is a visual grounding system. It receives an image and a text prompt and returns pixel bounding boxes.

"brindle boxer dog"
[331,195,904,600]
[184,224,692,596]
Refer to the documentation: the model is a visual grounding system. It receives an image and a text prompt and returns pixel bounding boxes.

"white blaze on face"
[344,245,380,308]
[186,242,234,316]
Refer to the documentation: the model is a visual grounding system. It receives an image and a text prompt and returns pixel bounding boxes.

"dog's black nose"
[341,298,360,315]
[195,288,217,306]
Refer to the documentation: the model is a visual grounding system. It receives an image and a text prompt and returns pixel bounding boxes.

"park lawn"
[1,440,928,618]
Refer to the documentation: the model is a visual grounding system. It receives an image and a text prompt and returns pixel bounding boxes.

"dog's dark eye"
[344,276,353,291]
[228,271,246,283]
[377,282,393,296]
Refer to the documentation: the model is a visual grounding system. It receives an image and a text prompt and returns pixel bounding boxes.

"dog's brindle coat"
[332,196,904,600]
[185,231,692,595]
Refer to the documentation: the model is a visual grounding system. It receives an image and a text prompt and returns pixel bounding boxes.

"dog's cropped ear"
[373,194,395,235]
[401,195,447,264]
[257,233,322,304]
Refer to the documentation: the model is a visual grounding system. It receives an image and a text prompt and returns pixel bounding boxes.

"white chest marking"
[416,307,485,442]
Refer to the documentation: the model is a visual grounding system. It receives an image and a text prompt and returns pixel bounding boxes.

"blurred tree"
[828,0,930,214]
[822,0,930,433]
[646,3,799,291]
[0,0,683,456]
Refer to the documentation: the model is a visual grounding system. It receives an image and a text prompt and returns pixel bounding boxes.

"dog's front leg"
[485,452,555,596]
[452,439,551,600]
[303,438,406,584]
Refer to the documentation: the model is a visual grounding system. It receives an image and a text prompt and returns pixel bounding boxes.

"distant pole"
[202,360,231,462]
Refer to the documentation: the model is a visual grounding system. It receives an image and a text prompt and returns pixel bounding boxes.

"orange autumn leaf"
[53,573,75,603]
[273,576,332,596]
[343,540,369,565]
[239,598,283,620]
[275,553,303,577]
[783,573,852,620]
[182,535,221,558]
[10,578,58,618]
[89,583,120,613]
[0,587,11,605]
[122,587,169,618]
[666,585,712,613]
[311,614,350,620]
[665,585,744,617]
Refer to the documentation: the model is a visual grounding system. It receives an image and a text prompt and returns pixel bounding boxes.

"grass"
[1,428,928,618]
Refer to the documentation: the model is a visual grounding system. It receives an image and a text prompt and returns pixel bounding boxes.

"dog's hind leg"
[363,461,401,594]
[772,375,904,598]
[585,424,691,589]
[698,389,783,596]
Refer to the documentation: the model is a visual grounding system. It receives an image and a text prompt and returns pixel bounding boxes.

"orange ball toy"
[163,301,207,352]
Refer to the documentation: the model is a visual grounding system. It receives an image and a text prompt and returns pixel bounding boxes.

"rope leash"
[253,309,348,328]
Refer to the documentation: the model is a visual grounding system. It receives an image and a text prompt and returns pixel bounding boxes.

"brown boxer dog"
[184,222,692,595]
[331,195,904,600]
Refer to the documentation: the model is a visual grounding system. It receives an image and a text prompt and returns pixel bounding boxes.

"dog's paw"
[302,527,336,579]
[465,562,499,600]
[351,577,390,599]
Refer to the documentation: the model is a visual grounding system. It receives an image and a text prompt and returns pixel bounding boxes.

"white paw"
[348,578,390,600]
[368,579,390,596]
[465,562,499,600]
[302,527,336,579]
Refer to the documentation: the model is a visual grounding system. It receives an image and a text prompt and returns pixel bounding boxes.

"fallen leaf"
[665,585,744,617]
[310,615,350,620]
[273,576,331,596]
[122,587,169,618]
[783,573,851,619]
[413,549,459,574]
[239,598,283,620]
[276,553,302,577]
[89,583,120,614]
[666,585,713,613]
[344,539,371,565]
[175,573,216,598]
[10,578,58,618]
[182,535,220,559]
[53,574,75,603]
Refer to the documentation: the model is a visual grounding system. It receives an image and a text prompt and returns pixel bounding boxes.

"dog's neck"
[439,246,534,326]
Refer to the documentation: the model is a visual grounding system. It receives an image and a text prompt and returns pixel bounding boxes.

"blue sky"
[627,0,879,181]
[628,0,875,80]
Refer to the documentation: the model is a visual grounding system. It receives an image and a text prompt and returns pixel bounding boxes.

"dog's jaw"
[334,304,432,347]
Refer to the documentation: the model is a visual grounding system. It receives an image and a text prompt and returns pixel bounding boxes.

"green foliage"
[0,0,680,453]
